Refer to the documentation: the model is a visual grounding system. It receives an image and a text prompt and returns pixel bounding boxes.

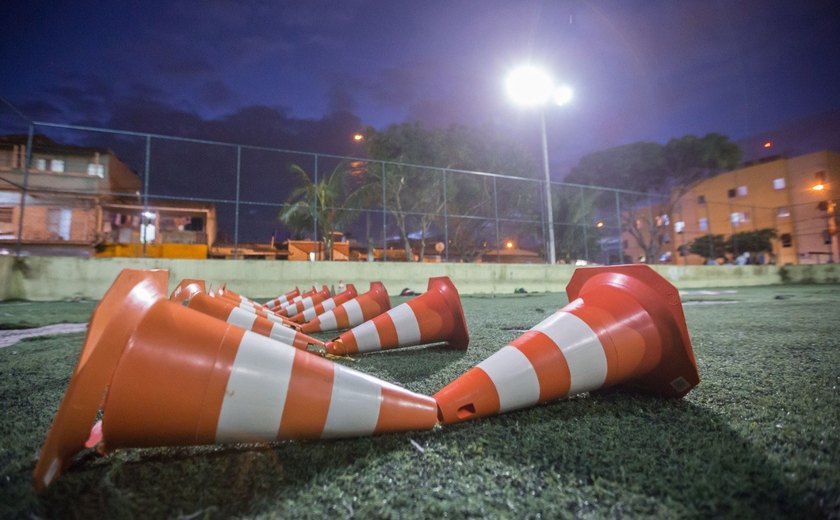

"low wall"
[0,256,837,301]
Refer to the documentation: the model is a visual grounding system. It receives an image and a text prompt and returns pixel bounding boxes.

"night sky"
[2,0,840,175]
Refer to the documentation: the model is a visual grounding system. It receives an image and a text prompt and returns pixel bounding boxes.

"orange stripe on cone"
[300,281,391,334]
[434,264,699,425]
[33,269,438,492]
[288,284,358,324]
[186,293,323,350]
[325,277,468,356]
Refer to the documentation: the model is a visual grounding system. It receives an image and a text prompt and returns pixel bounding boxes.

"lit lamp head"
[505,65,573,108]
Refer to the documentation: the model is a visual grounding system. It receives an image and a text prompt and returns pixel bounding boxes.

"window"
[655,214,670,226]
[823,230,832,245]
[35,158,47,170]
[0,207,13,224]
[736,185,748,196]
[730,212,750,225]
[698,217,709,231]
[780,233,792,247]
[697,194,706,204]
[773,177,786,190]
[777,207,790,218]
[87,164,104,177]
[658,233,671,244]
[50,160,65,173]
[674,220,685,233]
[46,208,72,240]
[727,188,737,198]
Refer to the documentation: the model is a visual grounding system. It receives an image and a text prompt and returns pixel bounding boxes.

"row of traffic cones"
[33,265,700,492]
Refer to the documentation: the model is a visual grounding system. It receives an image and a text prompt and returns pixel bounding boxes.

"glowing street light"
[352,132,364,143]
[505,65,573,264]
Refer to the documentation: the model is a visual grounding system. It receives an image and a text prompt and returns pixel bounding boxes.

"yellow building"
[665,150,840,265]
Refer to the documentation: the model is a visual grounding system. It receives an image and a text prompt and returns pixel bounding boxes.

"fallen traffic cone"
[32,269,438,492]
[277,285,332,317]
[325,277,468,356]
[300,282,391,334]
[434,264,700,425]
[287,284,358,324]
[263,287,301,309]
[186,292,324,350]
[268,286,318,311]
[169,279,206,304]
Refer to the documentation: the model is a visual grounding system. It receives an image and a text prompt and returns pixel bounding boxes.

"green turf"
[1,285,838,518]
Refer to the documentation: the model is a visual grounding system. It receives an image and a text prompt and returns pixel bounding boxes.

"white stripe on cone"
[389,304,422,346]
[531,310,608,395]
[216,331,294,443]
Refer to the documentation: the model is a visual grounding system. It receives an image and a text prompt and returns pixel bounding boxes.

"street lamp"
[505,65,573,264]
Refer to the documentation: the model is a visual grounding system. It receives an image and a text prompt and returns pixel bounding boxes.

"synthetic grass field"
[1,284,838,518]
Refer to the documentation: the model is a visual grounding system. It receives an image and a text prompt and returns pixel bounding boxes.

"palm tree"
[279,162,358,260]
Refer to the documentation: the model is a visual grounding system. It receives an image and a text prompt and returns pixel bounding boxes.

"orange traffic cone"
[300,281,391,334]
[287,284,358,324]
[434,264,700,425]
[267,286,317,311]
[263,287,301,309]
[32,269,438,492]
[169,279,206,304]
[186,292,324,350]
[325,277,468,356]
[277,285,332,317]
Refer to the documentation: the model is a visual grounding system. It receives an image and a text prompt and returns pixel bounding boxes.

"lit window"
[777,207,790,218]
[50,160,65,173]
[773,178,785,190]
[674,221,685,233]
[730,212,750,225]
[35,158,47,170]
[698,217,709,231]
[87,164,104,177]
[736,185,748,196]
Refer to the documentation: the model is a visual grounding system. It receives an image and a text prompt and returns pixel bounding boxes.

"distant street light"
[352,132,364,143]
[505,65,573,264]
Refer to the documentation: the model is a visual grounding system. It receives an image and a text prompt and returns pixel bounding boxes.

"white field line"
[0,323,87,348]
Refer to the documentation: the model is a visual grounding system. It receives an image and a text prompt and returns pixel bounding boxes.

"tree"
[363,123,539,262]
[687,234,727,263]
[279,162,358,260]
[566,134,741,263]
[725,229,777,258]
[553,187,601,263]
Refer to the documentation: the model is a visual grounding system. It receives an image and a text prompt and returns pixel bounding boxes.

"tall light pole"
[505,65,573,264]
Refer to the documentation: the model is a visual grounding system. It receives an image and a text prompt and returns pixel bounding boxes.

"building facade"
[623,150,840,265]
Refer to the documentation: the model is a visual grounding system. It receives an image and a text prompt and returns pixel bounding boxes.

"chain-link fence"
[0,103,667,264]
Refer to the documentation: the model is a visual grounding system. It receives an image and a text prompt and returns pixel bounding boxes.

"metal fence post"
[442,169,449,262]
[381,161,387,261]
[14,124,34,256]
[580,185,589,262]
[493,177,500,263]
[614,190,623,265]
[312,154,318,260]
[141,135,151,258]
[233,145,242,259]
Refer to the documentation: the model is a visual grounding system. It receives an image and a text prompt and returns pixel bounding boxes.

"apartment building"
[624,150,839,265]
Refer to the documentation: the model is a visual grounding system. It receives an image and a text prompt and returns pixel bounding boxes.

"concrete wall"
[0,256,838,301]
